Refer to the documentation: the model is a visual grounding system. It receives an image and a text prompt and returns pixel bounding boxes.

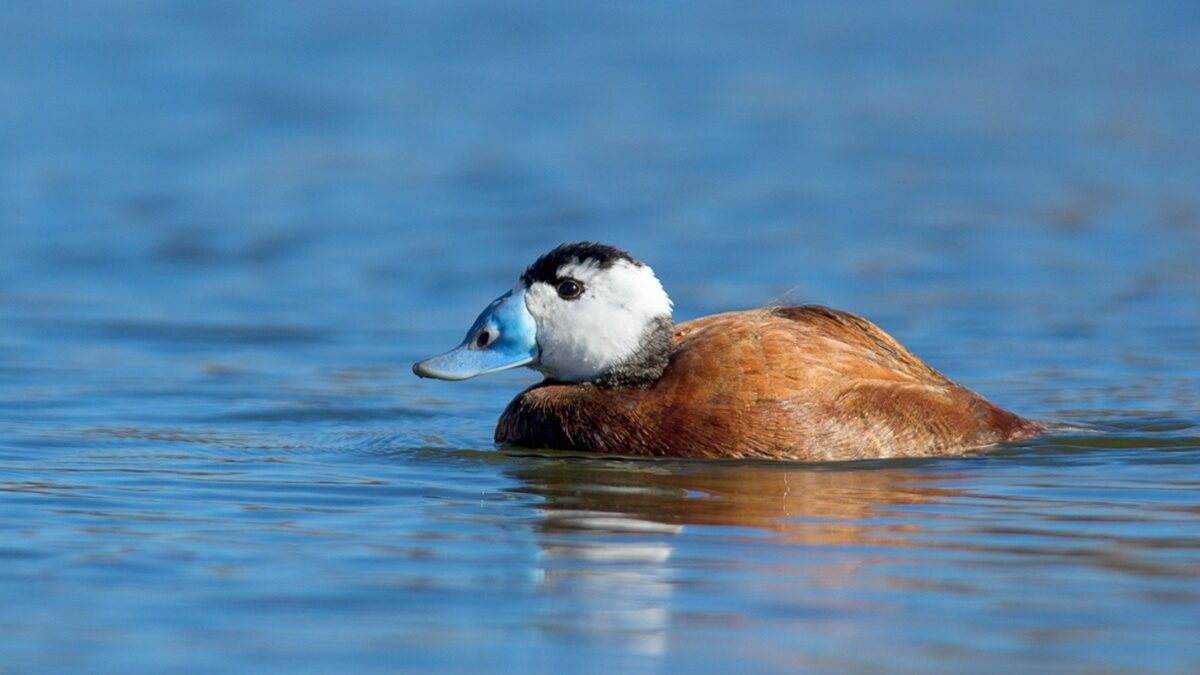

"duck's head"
[413,242,674,387]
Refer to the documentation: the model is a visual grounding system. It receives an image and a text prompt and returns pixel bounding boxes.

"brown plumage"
[496,305,1042,460]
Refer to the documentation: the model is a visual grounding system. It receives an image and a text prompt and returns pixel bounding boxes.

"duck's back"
[496,306,1042,460]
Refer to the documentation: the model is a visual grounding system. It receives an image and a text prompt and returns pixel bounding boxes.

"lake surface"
[2,1,1199,673]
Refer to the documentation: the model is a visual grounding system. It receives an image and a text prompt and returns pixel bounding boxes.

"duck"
[412,242,1043,460]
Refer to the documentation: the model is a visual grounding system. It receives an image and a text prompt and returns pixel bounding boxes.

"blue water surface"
[2,1,1199,673]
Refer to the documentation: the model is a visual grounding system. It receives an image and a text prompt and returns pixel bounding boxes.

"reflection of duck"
[414,242,1042,460]
[510,459,952,546]
[510,459,954,657]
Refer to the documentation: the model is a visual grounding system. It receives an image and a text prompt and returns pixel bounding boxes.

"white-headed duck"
[413,242,1043,460]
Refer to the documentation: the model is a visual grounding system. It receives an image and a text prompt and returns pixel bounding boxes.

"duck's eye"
[474,330,492,349]
[556,279,584,300]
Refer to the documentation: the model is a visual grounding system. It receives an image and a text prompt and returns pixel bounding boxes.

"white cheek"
[525,284,613,380]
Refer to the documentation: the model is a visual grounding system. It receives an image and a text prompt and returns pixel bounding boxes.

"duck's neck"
[590,314,674,389]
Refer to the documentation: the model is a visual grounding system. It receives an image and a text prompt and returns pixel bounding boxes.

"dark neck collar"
[591,314,674,389]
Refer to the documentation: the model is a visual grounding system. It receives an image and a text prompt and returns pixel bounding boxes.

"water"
[2,1,1199,673]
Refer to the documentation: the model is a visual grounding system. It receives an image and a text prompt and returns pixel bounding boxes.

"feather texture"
[496,305,1042,460]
